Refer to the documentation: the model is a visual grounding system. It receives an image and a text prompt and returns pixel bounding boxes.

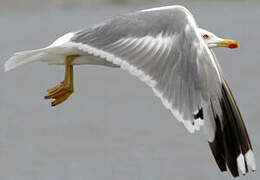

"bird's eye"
[203,34,209,39]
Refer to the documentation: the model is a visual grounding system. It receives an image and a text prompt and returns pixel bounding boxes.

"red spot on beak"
[228,43,238,49]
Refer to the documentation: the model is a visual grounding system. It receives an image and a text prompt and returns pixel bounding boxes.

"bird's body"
[5,5,255,177]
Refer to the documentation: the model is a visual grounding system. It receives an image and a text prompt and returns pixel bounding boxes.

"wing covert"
[69,6,222,133]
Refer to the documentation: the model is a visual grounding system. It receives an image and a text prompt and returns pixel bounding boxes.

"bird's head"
[199,28,239,49]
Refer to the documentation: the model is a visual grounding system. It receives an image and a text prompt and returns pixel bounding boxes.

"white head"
[199,28,239,49]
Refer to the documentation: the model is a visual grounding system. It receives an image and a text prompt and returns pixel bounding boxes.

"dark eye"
[203,34,209,39]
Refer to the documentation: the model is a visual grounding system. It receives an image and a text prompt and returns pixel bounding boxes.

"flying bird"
[4,5,255,177]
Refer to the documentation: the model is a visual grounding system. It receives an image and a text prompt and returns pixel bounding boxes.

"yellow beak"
[216,39,239,49]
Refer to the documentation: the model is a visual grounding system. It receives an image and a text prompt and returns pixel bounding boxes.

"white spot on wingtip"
[245,150,256,171]
[237,153,246,175]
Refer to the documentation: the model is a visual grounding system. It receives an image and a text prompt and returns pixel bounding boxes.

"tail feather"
[4,48,47,72]
[209,80,255,177]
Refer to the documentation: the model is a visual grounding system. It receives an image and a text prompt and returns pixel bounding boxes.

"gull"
[4,5,255,177]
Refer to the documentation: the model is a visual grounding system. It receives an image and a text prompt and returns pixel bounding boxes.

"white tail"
[4,48,48,72]
[4,32,79,72]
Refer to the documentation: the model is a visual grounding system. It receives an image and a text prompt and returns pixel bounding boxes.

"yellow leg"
[45,55,78,106]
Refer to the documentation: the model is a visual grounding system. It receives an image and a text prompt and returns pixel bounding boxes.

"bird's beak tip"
[227,40,239,49]
[228,43,239,49]
[218,39,239,49]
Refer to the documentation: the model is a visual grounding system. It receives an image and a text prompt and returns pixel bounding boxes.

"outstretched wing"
[69,6,222,133]
[65,6,255,176]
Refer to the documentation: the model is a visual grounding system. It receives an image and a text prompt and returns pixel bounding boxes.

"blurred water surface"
[0,1,259,180]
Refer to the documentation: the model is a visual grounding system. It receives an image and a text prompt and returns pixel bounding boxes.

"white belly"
[43,46,119,67]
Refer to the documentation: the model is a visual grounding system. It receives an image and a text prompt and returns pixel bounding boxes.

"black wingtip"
[208,81,254,177]
[208,111,226,172]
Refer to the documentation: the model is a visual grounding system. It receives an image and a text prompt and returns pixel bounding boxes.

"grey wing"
[70,6,222,133]
[56,5,256,176]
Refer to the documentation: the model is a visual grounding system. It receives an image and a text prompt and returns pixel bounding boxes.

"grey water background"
[0,0,259,179]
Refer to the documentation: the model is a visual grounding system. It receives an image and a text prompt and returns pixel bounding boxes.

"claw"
[51,92,72,106]
[45,82,73,106]
[45,84,70,99]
